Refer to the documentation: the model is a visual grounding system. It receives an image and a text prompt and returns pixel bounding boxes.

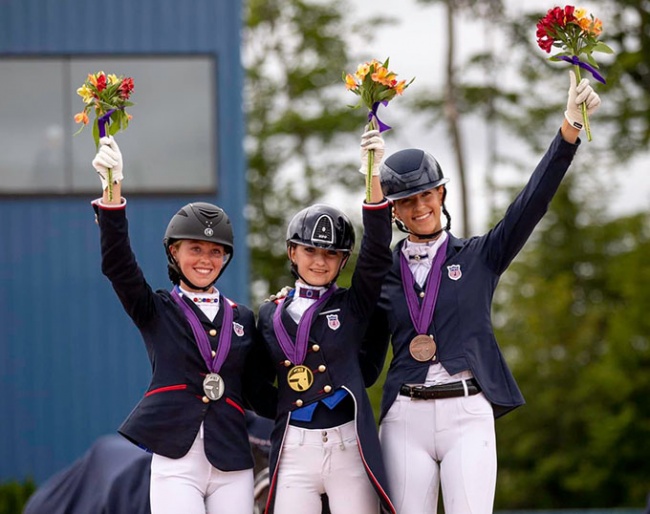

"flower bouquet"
[344,58,414,201]
[536,5,613,141]
[74,71,135,200]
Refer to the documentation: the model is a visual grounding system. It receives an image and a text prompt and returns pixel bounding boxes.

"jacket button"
[419,292,425,298]
[318,365,326,373]
[202,396,210,404]
[211,350,216,358]
[323,385,332,393]
[209,329,217,336]
[296,399,304,407]
[312,344,320,352]
[284,360,292,367]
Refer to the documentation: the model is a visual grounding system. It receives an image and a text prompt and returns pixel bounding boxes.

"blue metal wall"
[0,0,247,482]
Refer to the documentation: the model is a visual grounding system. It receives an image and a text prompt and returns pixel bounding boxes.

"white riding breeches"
[380,392,497,514]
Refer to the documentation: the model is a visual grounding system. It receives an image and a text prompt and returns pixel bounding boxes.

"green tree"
[493,180,650,508]
[243,0,392,303]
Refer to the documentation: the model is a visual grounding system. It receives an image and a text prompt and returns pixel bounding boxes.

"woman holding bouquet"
[90,137,262,514]
[249,130,396,514]
[364,71,601,514]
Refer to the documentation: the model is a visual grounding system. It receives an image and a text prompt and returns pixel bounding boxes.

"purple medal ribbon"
[368,101,392,133]
[399,237,449,334]
[558,55,606,84]
[272,285,337,365]
[172,287,233,373]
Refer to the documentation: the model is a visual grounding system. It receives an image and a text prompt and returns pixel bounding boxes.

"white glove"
[91,136,124,190]
[565,70,601,130]
[359,129,385,176]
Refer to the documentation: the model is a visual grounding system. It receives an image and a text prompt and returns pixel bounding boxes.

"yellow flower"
[344,73,359,91]
[74,111,89,125]
[393,79,407,95]
[574,7,587,19]
[355,63,370,80]
[76,84,94,104]
[371,66,391,85]
[107,74,119,85]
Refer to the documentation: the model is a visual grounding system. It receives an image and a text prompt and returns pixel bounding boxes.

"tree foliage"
[493,182,650,508]
[243,0,390,303]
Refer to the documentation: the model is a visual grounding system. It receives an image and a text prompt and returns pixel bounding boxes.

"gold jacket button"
[209,329,217,337]
[296,399,304,407]
[284,360,292,367]
[202,396,210,404]
[312,344,320,352]
[318,365,326,373]
[323,385,332,393]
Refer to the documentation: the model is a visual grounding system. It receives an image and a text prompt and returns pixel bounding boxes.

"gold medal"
[287,365,314,392]
[409,334,437,362]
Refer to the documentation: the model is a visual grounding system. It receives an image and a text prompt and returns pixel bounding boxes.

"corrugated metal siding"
[0,0,246,482]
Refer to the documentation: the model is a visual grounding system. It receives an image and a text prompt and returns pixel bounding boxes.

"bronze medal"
[287,364,314,392]
[409,334,437,362]
[203,372,225,401]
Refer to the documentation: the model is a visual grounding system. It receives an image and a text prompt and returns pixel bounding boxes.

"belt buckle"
[406,384,425,399]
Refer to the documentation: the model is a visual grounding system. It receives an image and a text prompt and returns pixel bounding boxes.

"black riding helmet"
[163,202,234,290]
[286,204,355,287]
[380,148,452,238]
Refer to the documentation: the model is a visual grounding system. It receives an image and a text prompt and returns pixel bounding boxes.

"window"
[0,56,217,195]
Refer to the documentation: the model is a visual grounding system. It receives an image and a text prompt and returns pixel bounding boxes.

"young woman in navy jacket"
[365,72,601,514]
[91,138,258,514]
[251,131,396,514]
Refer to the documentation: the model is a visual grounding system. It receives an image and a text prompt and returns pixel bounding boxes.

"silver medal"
[203,373,225,401]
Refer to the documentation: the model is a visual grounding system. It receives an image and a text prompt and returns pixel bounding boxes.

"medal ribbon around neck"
[172,287,233,374]
[399,237,449,334]
[272,285,337,365]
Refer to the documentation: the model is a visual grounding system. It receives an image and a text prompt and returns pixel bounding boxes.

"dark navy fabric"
[23,435,151,514]
[94,203,257,471]
[368,131,580,420]
[252,203,396,513]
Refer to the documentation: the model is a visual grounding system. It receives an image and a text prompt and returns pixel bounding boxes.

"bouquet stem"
[107,168,114,202]
[574,65,592,141]
[365,120,377,203]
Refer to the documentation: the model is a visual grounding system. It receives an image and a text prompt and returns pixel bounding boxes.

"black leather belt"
[399,378,481,400]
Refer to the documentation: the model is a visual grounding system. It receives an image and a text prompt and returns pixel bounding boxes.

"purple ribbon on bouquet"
[558,55,606,84]
[97,108,124,138]
[368,101,392,133]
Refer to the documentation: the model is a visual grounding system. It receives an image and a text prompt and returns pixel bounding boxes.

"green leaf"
[593,42,615,55]
[92,120,100,149]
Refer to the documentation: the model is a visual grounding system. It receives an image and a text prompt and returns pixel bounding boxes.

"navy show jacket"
[251,201,396,514]
[367,131,580,420]
[94,201,257,471]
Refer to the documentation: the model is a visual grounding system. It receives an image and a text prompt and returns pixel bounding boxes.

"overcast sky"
[345,0,649,233]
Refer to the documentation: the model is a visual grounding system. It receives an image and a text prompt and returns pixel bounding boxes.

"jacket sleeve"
[358,304,391,387]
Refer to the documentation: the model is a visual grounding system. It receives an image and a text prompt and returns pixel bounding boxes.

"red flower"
[536,5,576,53]
[118,77,135,100]
[96,73,107,92]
